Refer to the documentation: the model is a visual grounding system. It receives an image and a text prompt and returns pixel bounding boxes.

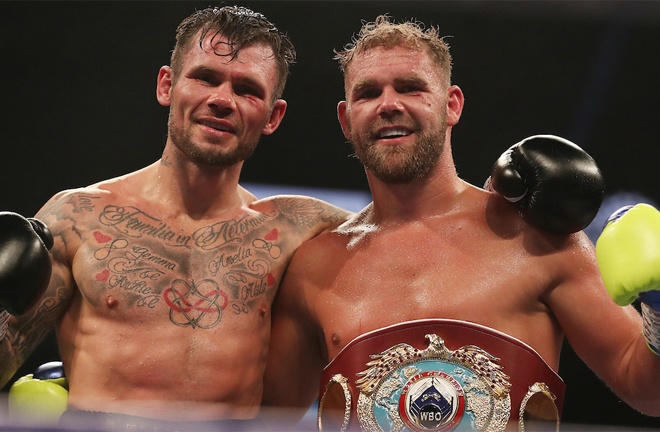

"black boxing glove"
[0,211,53,316]
[485,135,604,234]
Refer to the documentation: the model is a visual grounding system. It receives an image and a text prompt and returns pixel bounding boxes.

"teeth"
[201,121,231,132]
[379,128,410,138]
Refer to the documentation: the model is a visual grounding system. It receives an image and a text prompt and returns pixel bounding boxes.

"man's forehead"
[346,45,433,84]
[196,31,275,60]
[178,33,280,90]
[353,44,428,65]
[178,33,278,78]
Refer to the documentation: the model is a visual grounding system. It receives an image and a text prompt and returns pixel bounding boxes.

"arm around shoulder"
[261,241,327,425]
[267,194,352,237]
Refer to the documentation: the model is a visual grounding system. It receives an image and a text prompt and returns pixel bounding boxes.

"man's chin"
[374,172,420,184]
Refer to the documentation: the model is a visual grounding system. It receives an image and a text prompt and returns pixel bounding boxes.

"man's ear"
[337,101,350,139]
[262,99,287,135]
[446,85,464,126]
[156,66,173,107]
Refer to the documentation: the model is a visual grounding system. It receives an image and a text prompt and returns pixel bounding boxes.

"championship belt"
[318,319,564,432]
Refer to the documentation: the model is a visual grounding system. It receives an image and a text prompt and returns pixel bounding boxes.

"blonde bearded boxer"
[0,6,351,430]
[262,15,660,430]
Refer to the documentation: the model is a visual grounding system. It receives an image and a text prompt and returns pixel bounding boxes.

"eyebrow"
[349,79,375,98]
[394,76,427,88]
[188,65,267,96]
[351,76,428,94]
[187,65,219,78]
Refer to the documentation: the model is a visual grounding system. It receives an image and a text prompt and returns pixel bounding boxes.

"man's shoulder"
[289,213,359,257]
[41,184,119,214]
[253,194,331,207]
[251,194,351,224]
[35,172,144,234]
[48,168,145,200]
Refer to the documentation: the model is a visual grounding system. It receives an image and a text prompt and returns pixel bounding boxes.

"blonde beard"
[351,125,446,184]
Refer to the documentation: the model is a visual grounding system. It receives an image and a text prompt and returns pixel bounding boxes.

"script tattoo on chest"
[99,205,193,248]
[92,234,167,309]
[92,204,281,328]
[192,212,273,250]
[208,226,281,316]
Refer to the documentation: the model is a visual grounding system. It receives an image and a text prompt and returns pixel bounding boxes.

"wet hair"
[334,15,452,86]
[170,5,296,99]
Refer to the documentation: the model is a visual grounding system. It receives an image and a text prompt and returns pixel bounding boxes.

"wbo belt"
[318,319,564,432]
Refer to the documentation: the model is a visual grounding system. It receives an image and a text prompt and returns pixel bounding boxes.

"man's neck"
[366,156,466,224]
[144,153,248,221]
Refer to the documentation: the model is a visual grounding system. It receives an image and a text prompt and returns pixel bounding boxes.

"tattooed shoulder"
[64,193,104,216]
[39,188,105,218]
[261,195,351,228]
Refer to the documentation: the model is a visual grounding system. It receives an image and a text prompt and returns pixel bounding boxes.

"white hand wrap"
[0,309,9,343]
[641,303,660,356]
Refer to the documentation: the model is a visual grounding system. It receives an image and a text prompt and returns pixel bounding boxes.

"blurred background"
[1,0,659,429]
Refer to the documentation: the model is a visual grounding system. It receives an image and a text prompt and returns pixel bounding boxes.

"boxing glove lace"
[486,135,604,234]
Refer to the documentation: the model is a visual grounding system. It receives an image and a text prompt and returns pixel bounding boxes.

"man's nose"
[208,83,236,112]
[376,87,404,116]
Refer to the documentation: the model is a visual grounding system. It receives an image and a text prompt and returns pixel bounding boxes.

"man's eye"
[197,75,216,85]
[234,85,258,97]
[400,85,420,93]
[357,89,379,100]
[234,85,264,99]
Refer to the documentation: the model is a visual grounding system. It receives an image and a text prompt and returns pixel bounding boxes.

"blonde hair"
[334,15,452,86]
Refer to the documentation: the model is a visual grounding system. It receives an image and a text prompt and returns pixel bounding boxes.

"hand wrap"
[641,303,660,356]
[0,309,8,342]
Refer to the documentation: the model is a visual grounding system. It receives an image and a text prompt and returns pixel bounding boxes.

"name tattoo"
[99,205,191,247]
[192,212,275,250]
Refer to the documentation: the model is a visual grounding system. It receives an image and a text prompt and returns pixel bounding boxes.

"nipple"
[331,332,341,347]
[106,295,118,309]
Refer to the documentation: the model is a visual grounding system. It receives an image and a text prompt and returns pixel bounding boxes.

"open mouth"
[199,119,235,134]
[377,127,412,140]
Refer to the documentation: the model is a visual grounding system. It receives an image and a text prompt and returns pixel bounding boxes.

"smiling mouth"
[377,128,412,139]
[199,120,234,133]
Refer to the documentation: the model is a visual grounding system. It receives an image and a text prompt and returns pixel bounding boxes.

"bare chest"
[314,228,548,355]
[69,202,295,329]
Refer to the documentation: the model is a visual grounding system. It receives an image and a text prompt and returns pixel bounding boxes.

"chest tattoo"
[89,204,282,328]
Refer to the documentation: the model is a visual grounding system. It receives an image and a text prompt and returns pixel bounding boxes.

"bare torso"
[297,187,572,368]
[264,175,657,417]
[35,168,346,420]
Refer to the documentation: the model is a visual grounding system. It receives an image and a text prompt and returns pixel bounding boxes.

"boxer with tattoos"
[0,6,348,430]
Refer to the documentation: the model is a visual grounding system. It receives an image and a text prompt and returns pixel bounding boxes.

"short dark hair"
[170,6,296,99]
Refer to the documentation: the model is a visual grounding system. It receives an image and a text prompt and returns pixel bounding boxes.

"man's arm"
[261,242,327,425]
[1,195,76,388]
[545,232,660,416]
[267,195,352,237]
